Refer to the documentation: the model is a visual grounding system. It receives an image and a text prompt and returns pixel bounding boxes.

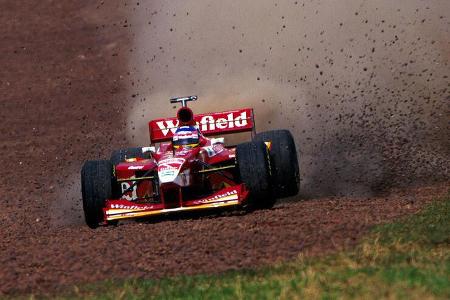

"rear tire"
[236,141,274,209]
[110,147,148,166]
[81,160,113,228]
[255,130,300,198]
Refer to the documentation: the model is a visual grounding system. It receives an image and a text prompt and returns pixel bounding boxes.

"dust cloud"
[51,172,84,227]
[125,0,449,197]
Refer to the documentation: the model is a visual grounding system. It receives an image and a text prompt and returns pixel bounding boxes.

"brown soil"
[0,1,448,296]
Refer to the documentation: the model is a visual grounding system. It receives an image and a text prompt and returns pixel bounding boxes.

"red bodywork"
[103,108,255,222]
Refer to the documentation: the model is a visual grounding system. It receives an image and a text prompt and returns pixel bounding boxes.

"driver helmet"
[172,125,200,149]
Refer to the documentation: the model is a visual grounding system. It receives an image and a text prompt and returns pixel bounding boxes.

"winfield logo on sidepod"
[156,111,248,136]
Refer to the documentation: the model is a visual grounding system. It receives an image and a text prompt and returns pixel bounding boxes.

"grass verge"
[61,195,449,299]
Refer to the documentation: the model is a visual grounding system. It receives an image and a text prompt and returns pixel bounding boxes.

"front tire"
[255,130,300,198]
[236,141,274,209]
[81,160,113,228]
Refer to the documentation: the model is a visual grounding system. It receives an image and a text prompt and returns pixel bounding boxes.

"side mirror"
[210,137,225,144]
[142,146,156,154]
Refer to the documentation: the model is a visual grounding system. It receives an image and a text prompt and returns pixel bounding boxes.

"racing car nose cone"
[158,157,185,184]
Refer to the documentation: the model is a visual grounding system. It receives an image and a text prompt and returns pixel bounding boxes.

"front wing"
[103,185,249,221]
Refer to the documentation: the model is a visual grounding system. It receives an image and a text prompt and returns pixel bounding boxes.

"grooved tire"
[236,141,274,209]
[110,147,148,166]
[255,130,300,198]
[81,160,113,228]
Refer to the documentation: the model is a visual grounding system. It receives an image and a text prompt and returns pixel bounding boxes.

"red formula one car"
[81,96,299,228]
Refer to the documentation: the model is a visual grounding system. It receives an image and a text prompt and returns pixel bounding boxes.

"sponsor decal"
[198,189,238,204]
[109,204,154,210]
[156,119,178,136]
[212,143,224,154]
[159,158,185,165]
[203,146,216,157]
[121,182,137,201]
[159,169,175,177]
[173,133,199,142]
[202,142,225,157]
[198,111,248,132]
[154,110,250,137]
[176,149,191,155]
[158,158,185,184]
[128,165,144,170]
[119,180,152,201]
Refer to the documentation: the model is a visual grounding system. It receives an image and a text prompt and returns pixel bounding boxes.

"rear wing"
[149,108,255,143]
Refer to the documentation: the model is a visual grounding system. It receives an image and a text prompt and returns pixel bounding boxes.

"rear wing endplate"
[149,108,254,143]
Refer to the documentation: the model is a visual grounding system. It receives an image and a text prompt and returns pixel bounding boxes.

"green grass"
[58,195,450,299]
